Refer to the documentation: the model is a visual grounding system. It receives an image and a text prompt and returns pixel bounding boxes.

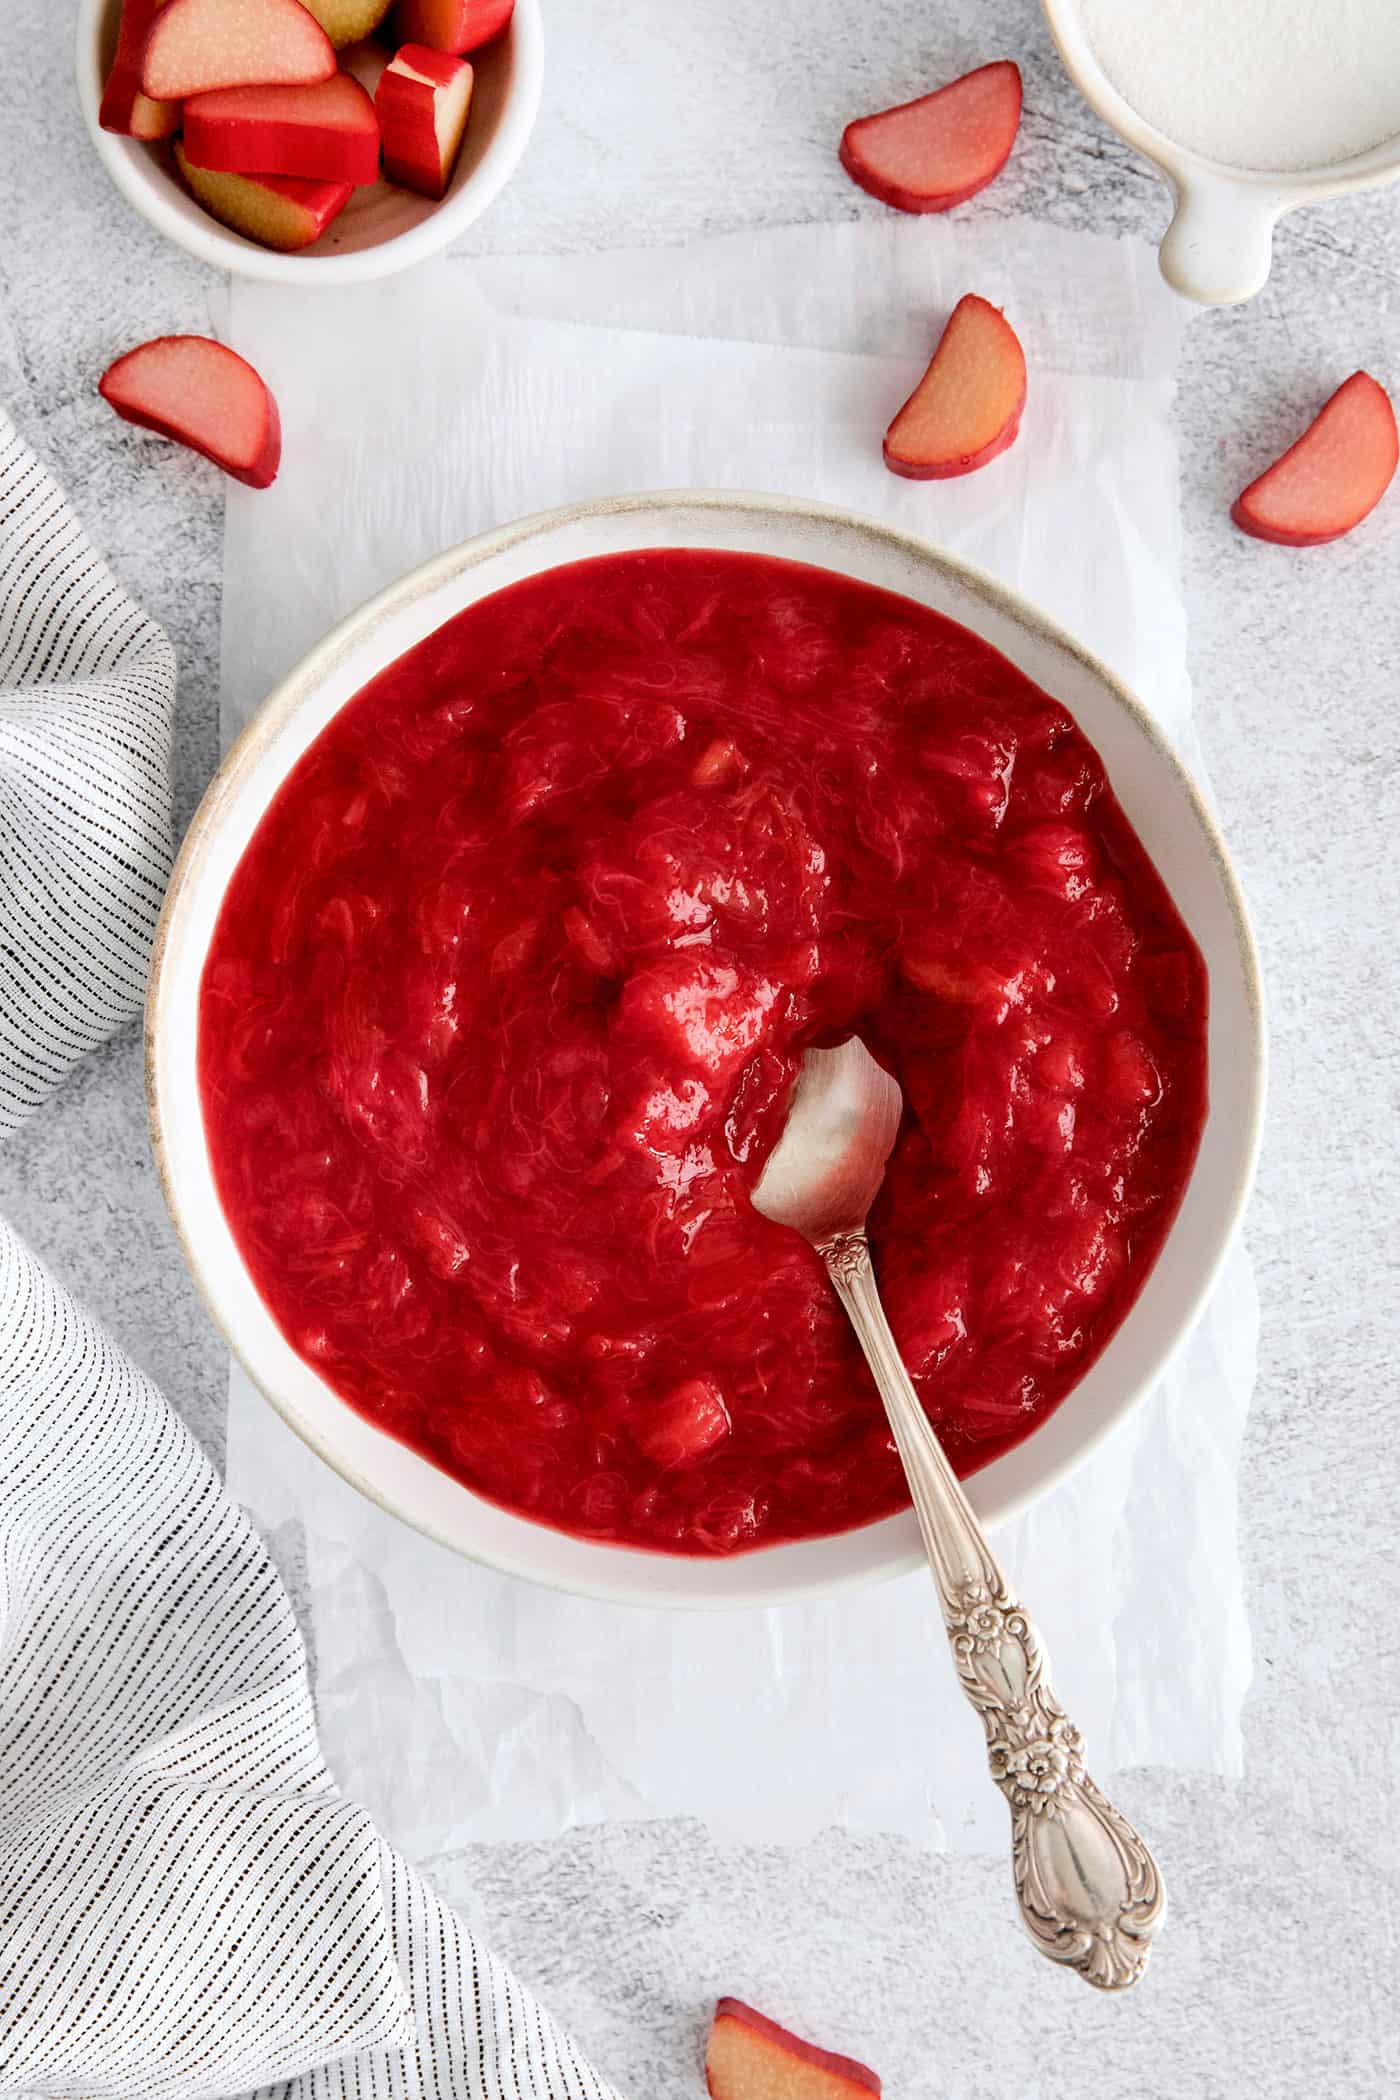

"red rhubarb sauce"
[200,551,1207,1555]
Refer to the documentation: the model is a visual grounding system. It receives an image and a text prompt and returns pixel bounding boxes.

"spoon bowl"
[752,1038,902,1244]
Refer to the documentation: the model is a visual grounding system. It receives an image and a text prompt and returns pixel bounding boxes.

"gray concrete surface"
[1,3,1396,2094]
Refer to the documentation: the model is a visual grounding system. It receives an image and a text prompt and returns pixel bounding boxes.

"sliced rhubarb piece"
[376,43,473,197]
[1231,371,1398,546]
[706,1999,881,2100]
[183,73,381,184]
[391,0,513,55]
[300,0,393,45]
[99,0,179,139]
[143,0,336,99]
[883,293,1026,480]
[98,336,281,489]
[840,60,1022,214]
[176,139,353,248]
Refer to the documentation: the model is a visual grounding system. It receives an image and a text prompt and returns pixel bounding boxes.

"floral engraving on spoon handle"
[820,1229,1166,1991]
[945,1573,1165,1988]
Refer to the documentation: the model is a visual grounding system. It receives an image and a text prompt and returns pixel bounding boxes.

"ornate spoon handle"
[821,1228,1166,1990]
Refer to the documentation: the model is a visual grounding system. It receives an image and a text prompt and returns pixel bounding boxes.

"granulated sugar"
[1080,0,1400,172]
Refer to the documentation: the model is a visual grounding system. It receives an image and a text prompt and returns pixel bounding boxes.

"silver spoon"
[752,1035,1166,1989]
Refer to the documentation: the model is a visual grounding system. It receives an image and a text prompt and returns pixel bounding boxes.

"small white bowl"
[147,492,1265,1609]
[1043,0,1400,305]
[76,0,543,285]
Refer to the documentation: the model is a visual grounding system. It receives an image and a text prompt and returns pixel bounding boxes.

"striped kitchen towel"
[0,409,623,2100]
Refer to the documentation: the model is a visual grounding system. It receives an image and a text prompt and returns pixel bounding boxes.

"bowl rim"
[75,0,545,286]
[146,488,1267,1608]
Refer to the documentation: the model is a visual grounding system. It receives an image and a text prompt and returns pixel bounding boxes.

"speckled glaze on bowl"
[76,0,543,285]
[147,492,1265,1608]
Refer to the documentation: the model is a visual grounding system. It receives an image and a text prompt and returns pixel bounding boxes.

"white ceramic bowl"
[1043,0,1400,305]
[147,492,1265,1608]
[76,0,543,285]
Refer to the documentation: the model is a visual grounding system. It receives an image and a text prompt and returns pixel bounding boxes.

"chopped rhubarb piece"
[1037,1028,1088,1095]
[175,140,353,249]
[883,293,1026,480]
[376,42,474,198]
[391,0,513,54]
[143,0,336,99]
[1054,1205,1125,1303]
[618,957,779,1082]
[901,944,1026,1025]
[706,1999,881,2100]
[840,60,1022,214]
[1010,822,1096,901]
[633,1379,732,1468]
[99,0,178,139]
[300,0,392,44]
[691,735,745,788]
[1231,370,1398,546]
[183,73,381,184]
[1102,1030,1161,1108]
[561,905,615,975]
[98,336,281,489]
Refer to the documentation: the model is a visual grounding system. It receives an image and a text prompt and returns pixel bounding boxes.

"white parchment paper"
[221,217,1255,1857]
